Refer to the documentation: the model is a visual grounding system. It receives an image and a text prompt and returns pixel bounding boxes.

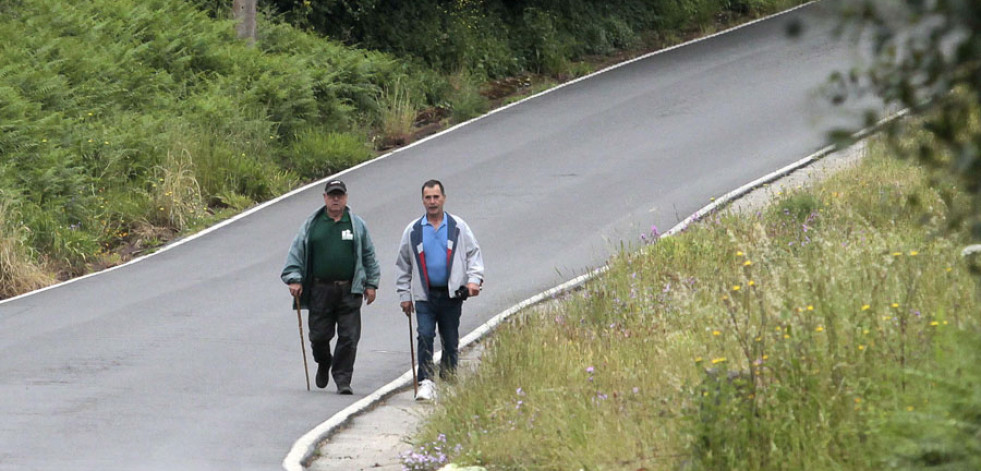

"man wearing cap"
[396,179,484,401]
[282,179,380,395]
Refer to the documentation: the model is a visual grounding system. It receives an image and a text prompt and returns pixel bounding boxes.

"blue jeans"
[415,289,463,382]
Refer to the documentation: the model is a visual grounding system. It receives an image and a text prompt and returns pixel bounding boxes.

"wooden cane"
[295,295,311,391]
[408,311,418,396]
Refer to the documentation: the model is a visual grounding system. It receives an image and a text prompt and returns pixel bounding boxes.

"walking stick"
[408,311,418,396]
[295,295,310,391]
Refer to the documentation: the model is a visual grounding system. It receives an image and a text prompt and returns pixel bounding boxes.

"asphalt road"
[0,3,879,470]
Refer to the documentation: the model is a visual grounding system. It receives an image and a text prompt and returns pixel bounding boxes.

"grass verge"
[404,138,981,470]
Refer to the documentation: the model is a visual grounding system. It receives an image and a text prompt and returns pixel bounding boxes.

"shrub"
[282,130,372,179]
[447,70,489,124]
[517,7,569,75]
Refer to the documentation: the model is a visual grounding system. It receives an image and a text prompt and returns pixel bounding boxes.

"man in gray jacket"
[282,179,380,395]
[396,179,484,400]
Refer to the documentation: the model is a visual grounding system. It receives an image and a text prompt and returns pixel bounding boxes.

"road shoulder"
[306,141,868,471]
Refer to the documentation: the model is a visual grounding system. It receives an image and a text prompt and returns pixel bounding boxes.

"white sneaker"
[415,379,437,401]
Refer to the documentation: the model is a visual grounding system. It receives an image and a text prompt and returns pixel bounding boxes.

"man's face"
[422,185,445,218]
[323,191,347,214]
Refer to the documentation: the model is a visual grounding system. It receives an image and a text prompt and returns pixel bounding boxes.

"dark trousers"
[308,283,363,387]
[415,289,463,382]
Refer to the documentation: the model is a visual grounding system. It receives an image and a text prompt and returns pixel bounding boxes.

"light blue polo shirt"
[422,216,449,288]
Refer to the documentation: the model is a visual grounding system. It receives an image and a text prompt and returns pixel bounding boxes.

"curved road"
[0,4,877,470]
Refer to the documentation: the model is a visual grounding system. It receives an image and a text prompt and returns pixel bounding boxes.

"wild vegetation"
[832,0,981,238]
[0,0,801,298]
[261,0,799,78]
[0,0,421,284]
[404,136,981,470]
[6,0,978,469]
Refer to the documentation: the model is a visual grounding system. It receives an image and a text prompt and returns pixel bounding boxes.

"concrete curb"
[282,6,912,470]
[281,4,828,470]
[284,114,907,471]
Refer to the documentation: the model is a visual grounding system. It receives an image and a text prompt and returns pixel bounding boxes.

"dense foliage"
[0,0,421,282]
[263,0,796,77]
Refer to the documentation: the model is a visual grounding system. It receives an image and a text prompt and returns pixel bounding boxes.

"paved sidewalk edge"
[284,105,907,470]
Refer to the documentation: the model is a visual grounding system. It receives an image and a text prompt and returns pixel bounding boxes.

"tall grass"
[148,150,206,232]
[0,199,55,298]
[407,141,981,470]
[379,78,418,149]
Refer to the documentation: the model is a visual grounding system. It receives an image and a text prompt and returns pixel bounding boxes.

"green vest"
[309,209,356,281]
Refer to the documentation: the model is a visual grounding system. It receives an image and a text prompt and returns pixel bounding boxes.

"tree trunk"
[232,0,256,45]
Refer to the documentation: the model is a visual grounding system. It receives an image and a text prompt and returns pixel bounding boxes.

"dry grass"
[406,142,981,470]
[0,200,55,299]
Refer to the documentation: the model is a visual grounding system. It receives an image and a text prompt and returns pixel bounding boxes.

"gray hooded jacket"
[395,212,483,303]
